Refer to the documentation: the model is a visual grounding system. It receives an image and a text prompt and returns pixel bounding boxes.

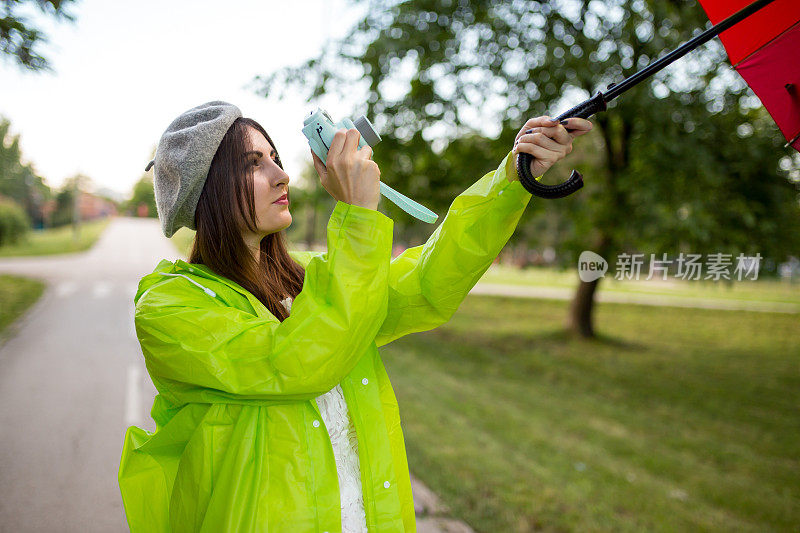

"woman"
[119,101,591,532]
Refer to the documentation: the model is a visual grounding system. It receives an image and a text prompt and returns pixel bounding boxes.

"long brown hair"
[188,116,305,321]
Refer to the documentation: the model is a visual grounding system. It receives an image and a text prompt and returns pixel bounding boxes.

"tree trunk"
[567,111,629,339]
[568,233,611,338]
[569,277,600,337]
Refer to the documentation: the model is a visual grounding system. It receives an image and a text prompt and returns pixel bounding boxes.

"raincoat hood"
[134,258,211,303]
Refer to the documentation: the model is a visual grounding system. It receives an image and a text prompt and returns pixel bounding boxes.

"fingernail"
[560,120,569,126]
[524,129,533,134]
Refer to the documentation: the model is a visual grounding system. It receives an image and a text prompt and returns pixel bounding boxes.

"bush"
[0,197,31,247]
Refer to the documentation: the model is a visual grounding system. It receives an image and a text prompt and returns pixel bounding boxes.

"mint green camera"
[302,107,438,224]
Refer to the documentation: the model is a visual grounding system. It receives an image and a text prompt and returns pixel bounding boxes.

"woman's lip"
[273,194,288,203]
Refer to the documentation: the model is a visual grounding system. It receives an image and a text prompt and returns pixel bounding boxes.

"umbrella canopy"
[697,0,800,150]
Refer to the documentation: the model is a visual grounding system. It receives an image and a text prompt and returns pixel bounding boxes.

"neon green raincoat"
[119,150,533,532]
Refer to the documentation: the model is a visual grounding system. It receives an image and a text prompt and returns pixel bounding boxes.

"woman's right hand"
[311,128,381,210]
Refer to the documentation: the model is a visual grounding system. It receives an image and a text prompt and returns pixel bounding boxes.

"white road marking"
[92,281,112,299]
[125,364,141,427]
[55,281,78,298]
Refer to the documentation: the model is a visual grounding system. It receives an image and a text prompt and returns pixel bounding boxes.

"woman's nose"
[274,168,290,186]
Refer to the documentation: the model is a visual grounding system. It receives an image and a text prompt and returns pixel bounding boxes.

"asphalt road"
[0,217,170,532]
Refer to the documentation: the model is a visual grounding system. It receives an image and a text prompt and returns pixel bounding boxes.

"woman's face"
[244,126,292,237]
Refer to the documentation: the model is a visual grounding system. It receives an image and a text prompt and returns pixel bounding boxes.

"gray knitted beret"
[146,101,243,238]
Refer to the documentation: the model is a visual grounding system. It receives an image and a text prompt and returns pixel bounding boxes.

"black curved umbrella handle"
[516,91,608,199]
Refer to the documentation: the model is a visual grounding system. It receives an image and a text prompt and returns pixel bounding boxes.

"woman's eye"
[250,155,278,167]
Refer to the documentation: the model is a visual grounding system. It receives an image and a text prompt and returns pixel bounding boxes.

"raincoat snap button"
[499,190,504,195]
[362,378,369,385]
[384,481,390,488]
[312,420,320,428]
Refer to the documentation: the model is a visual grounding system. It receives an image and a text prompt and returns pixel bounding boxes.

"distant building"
[38,191,117,227]
[77,191,118,220]
[41,198,57,225]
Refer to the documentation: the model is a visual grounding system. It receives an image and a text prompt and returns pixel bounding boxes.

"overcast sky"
[0,0,368,200]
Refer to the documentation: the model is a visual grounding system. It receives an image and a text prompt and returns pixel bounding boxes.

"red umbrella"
[697,0,800,150]
[516,0,800,198]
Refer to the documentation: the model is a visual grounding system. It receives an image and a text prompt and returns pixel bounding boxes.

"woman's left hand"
[511,116,593,179]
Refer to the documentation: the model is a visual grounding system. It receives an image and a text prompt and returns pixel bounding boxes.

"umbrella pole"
[517,0,779,198]
[604,0,778,102]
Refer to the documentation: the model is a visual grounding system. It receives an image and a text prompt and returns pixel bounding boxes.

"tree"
[128,175,157,219]
[0,195,31,247]
[50,173,90,229]
[0,117,52,228]
[0,0,77,72]
[255,0,800,337]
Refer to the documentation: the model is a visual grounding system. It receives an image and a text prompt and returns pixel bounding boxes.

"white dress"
[280,297,369,533]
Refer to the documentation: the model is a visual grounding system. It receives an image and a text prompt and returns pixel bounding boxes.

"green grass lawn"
[0,217,111,257]
[0,274,46,342]
[381,296,799,532]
